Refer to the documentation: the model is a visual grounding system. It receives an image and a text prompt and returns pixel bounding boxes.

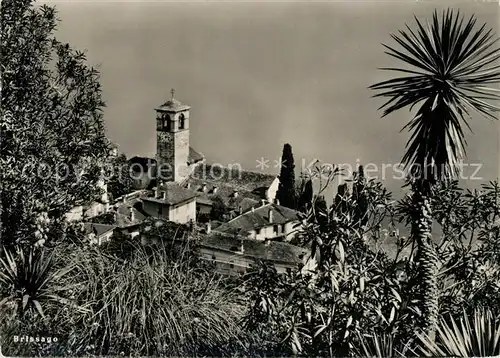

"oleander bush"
[242,167,500,357]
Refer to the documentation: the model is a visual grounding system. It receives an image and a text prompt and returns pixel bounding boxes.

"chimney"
[206,222,211,234]
[154,187,159,198]
[129,207,135,221]
[186,182,191,189]
[238,206,242,215]
[251,206,255,213]
[233,191,239,198]
[162,190,167,200]
[202,183,207,193]
[268,208,273,223]
[261,199,266,206]
[213,186,218,195]
[239,240,244,254]
[276,199,280,206]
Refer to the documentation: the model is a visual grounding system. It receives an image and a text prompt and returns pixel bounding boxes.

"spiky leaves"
[0,246,76,319]
[416,309,500,357]
[370,8,500,339]
[370,9,500,183]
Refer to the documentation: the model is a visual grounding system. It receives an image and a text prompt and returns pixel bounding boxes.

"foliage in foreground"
[370,7,500,339]
[1,0,111,250]
[243,165,500,357]
[0,241,261,357]
[415,309,500,357]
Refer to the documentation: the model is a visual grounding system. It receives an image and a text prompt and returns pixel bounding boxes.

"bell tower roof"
[155,89,191,112]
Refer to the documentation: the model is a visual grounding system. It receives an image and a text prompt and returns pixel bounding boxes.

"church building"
[129,89,204,190]
[128,90,280,225]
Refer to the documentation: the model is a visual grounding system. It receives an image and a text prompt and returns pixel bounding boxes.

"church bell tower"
[155,89,190,183]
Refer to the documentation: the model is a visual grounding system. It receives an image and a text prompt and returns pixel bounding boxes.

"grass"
[0,240,260,356]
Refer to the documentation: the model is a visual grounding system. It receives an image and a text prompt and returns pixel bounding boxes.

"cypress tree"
[276,143,296,209]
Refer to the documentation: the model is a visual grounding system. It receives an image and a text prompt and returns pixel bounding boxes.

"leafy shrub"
[242,167,418,356]
[243,171,500,356]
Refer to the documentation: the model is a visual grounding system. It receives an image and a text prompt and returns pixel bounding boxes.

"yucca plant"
[416,309,500,357]
[370,9,500,337]
[0,246,75,319]
[353,331,408,358]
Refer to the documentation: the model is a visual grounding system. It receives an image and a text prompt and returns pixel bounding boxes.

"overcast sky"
[47,0,499,196]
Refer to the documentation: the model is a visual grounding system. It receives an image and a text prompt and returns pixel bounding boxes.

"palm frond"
[370,9,500,180]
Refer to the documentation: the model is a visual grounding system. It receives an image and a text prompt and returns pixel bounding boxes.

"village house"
[200,232,315,276]
[84,196,148,244]
[84,222,116,245]
[141,182,197,224]
[134,219,315,277]
[113,200,147,238]
[213,202,303,242]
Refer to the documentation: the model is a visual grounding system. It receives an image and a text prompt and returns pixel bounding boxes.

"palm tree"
[370,9,500,338]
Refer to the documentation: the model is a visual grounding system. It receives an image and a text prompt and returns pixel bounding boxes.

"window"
[178,113,185,130]
[273,225,279,234]
[164,115,171,131]
[156,115,163,130]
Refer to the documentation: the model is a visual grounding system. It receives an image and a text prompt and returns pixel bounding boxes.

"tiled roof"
[143,182,196,206]
[228,196,260,212]
[214,203,301,235]
[187,164,276,209]
[188,147,204,164]
[202,233,308,265]
[190,164,277,192]
[155,98,191,112]
[191,182,262,209]
[195,195,213,206]
[84,223,116,237]
[113,198,147,227]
